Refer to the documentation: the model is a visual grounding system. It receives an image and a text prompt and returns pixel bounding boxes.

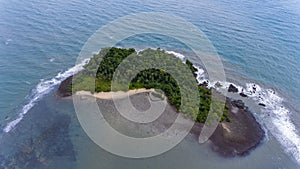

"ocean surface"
[0,0,299,168]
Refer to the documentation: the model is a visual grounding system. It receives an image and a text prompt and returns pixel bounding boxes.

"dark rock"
[209,98,264,157]
[252,85,257,92]
[215,82,222,88]
[228,84,238,93]
[258,103,266,107]
[199,81,208,87]
[56,74,264,159]
[231,100,245,109]
[239,93,248,97]
[57,75,73,97]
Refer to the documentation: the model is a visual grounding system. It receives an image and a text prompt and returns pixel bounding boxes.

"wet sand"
[82,91,264,157]
[57,75,264,157]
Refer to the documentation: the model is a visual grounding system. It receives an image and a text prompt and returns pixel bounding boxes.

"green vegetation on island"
[70,47,230,123]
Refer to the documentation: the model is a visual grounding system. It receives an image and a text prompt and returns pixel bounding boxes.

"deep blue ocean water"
[0,0,299,168]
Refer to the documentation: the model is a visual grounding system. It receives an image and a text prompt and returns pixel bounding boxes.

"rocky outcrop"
[209,99,264,156]
[57,73,265,158]
[231,100,245,109]
[199,81,209,87]
[239,92,248,97]
[57,75,73,97]
[228,84,238,93]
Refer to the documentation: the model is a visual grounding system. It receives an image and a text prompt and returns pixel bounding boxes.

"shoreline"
[58,82,264,157]
[55,47,264,158]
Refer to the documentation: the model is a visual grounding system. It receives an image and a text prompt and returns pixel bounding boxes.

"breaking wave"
[3,59,89,133]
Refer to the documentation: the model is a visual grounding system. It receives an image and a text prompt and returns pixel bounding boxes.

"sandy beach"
[75,88,155,100]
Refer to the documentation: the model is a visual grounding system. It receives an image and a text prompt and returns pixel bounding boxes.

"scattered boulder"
[215,82,222,88]
[199,81,208,87]
[258,103,266,107]
[232,100,245,109]
[239,93,248,97]
[252,85,257,93]
[228,84,238,93]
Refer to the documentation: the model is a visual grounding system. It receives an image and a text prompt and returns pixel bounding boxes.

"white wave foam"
[166,51,186,60]
[200,78,300,164]
[3,59,89,133]
[193,65,207,85]
[49,58,55,62]
[166,51,208,85]
[4,49,182,133]
[166,50,300,164]
[244,83,300,164]
[5,39,12,45]
[3,49,300,165]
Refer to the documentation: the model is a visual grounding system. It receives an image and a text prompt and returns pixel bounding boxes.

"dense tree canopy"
[71,47,229,123]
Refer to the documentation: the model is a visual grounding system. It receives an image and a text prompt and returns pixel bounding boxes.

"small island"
[58,47,264,157]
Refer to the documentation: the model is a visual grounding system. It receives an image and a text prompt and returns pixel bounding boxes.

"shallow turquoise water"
[0,0,299,168]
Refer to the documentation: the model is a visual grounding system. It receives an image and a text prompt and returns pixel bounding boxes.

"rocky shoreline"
[201,99,264,156]
[57,76,264,157]
[188,98,264,156]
